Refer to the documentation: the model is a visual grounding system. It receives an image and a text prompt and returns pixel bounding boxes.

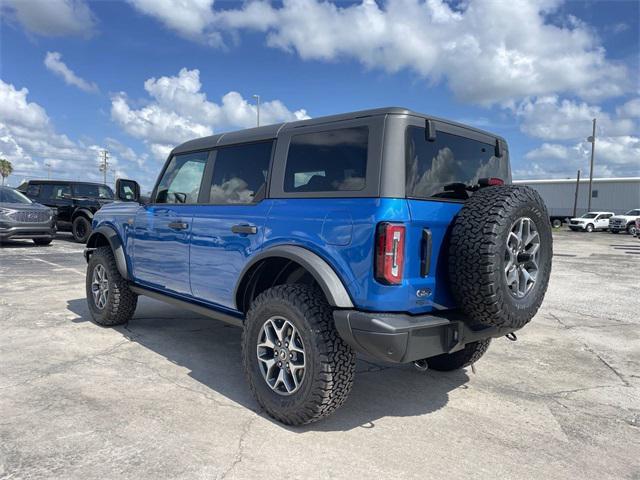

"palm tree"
[0,158,13,186]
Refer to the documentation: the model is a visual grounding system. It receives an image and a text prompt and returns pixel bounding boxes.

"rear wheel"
[86,246,137,326]
[551,218,562,228]
[242,284,356,425]
[427,339,491,371]
[32,238,52,246]
[586,223,594,233]
[72,216,91,243]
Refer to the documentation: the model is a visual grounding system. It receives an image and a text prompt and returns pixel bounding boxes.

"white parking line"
[29,257,85,276]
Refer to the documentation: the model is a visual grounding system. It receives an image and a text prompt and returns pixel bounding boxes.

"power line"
[98,149,110,185]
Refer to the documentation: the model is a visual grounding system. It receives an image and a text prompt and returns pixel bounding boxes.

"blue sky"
[1,0,638,191]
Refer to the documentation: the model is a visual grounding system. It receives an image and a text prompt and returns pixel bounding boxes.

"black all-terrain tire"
[448,185,552,330]
[627,224,637,236]
[86,246,137,326]
[242,284,356,425]
[33,238,52,246]
[72,216,91,243]
[551,219,562,228]
[427,339,491,371]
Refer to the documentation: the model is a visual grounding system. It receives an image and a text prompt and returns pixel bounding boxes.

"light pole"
[44,162,51,179]
[586,118,596,212]
[252,94,260,127]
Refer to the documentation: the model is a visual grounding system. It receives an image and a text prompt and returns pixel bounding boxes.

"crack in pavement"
[0,339,131,391]
[217,414,260,480]
[548,313,630,387]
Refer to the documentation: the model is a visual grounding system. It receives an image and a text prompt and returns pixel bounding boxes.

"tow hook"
[505,332,517,342]
[413,359,429,371]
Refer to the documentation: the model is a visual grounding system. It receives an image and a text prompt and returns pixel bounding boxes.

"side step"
[130,285,244,327]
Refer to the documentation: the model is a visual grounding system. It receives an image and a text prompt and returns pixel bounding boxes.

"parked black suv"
[17,180,113,242]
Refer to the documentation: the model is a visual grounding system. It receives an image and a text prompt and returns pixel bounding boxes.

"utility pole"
[98,149,110,185]
[253,94,260,127]
[587,118,596,212]
[572,169,581,218]
[44,162,51,179]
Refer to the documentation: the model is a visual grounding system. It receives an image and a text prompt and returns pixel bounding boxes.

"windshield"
[405,127,510,201]
[73,184,114,199]
[0,187,32,204]
[625,209,640,216]
[581,213,598,219]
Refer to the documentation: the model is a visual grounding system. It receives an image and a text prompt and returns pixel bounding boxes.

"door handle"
[231,224,257,235]
[168,221,189,230]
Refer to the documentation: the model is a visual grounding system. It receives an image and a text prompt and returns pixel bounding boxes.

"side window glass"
[26,184,41,197]
[155,152,208,204]
[208,141,273,204]
[284,127,368,192]
[52,185,71,199]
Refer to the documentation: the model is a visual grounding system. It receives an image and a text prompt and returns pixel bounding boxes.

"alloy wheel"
[504,217,541,299]
[91,264,109,309]
[256,316,306,395]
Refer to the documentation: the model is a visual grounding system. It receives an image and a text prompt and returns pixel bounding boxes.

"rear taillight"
[478,177,505,187]
[375,223,405,285]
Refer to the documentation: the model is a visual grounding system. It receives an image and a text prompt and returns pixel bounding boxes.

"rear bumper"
[333,309,516,364]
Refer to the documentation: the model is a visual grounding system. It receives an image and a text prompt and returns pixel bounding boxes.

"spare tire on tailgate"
[448,185,552,330]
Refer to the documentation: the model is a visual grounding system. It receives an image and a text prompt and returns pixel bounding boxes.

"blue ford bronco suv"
[84,108,552,425]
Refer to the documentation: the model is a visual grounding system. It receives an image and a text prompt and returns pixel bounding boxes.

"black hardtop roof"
[173,107,506,155]
[25,180,110,187]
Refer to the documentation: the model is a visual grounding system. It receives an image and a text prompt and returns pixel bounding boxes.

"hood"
[0,201,51,211]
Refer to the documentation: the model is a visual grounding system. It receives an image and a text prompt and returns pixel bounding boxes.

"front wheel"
[242,284,356,425]
[628,224,638,236]
[86,246,137,326]
[586,223,594,233]
[551,218,562,228]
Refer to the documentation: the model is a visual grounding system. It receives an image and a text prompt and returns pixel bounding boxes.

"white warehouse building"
[513,177,640,223]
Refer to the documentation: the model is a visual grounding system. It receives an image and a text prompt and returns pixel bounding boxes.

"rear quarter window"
[406,126,509,201]
[284,127,368,193]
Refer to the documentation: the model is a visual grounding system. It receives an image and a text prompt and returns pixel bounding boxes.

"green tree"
[0,158,13,186]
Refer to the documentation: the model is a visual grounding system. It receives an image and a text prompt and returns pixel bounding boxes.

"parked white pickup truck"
[568,212,615,232]
[609,209,640,235]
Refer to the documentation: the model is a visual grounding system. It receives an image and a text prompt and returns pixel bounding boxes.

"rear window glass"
[406,127,509,201]
[284,127,368,193]
[208,141,273,204]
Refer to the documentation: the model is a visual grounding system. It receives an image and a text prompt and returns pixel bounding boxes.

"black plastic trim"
[130,285,244,327]
[234,245,354,309]
[334,309,516,364]
[420,228,432,277]
[84,226,129,280]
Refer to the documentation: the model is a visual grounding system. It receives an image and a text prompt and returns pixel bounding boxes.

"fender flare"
[72,208,94,222]
[84,226,129,280]
[234,245,354,309]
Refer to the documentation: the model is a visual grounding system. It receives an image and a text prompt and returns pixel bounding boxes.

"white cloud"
[128,0,629,105]
[127,0,222,45]
[0,79,134,186]
[44,51,99,93]
[1,0,95,37]
[111,68,309,159]
[520,136,640,179]
[517,96,637,141]
[616,98,640,118]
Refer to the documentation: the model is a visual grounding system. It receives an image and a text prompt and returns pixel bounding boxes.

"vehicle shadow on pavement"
[67,297,469,432]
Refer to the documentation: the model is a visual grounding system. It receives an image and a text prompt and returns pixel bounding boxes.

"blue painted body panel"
[92,196,462,316]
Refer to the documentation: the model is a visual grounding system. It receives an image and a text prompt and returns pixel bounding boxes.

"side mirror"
[115,178,141,202]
